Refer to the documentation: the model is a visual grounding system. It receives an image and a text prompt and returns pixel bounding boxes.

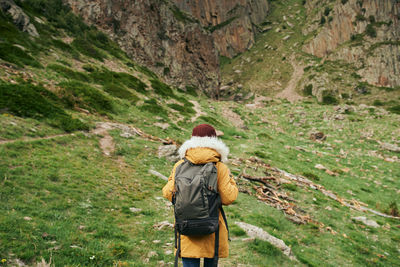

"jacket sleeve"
[162,160,184,202]
[217,162,238,205]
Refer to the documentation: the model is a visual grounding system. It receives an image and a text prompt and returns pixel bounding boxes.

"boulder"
[158,144,179,162]
[379,142,400,153]
[0,0,39,36]
[352,216,379,228]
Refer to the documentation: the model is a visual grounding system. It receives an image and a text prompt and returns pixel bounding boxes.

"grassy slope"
[1,0,400,266]
[220,0,400,109]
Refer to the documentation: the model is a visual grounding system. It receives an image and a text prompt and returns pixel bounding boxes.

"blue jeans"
[182,257,215,267]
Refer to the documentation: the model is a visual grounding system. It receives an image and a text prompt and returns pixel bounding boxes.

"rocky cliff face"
[66,0,219,95]
[303,0,400,87]
[172,0,269,58]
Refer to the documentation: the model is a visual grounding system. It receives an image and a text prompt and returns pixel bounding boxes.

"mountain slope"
[220,0,400,110]
[0,0,400,266]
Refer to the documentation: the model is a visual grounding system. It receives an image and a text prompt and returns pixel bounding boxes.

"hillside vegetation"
[1,0,400,266]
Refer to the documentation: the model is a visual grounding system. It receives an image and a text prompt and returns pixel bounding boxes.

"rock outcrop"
[172,0,270,58]
[66,0,219,95]
[0,0,39,37]
[303,0,400,87]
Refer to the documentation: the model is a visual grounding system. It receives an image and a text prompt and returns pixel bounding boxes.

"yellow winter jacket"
[162,146,238,258]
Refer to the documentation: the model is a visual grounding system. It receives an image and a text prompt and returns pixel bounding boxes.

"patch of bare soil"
[222,106,245,128]
[92,122,116,157]
[275,56,304,103]
[245,94,272,109]
[190,100,206,123]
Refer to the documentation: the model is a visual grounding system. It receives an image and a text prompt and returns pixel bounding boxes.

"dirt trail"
[0,123,116,156]
[0,133,74,145]
[92,122,116,156]
[275,56,304,103]
[222,106,245,128]
[190,100,206,123]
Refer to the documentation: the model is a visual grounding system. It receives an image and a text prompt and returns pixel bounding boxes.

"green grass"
[0,43,42,68]
[0,81,88,132]
[47,64,90,82]
[102,83,139,103]
[58,81,115,115]
[1,0,400,265]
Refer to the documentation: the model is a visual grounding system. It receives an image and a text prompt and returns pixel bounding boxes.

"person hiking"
[162,124,238,267]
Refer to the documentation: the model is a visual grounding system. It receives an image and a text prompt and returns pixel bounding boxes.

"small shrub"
[354,82,369,94]
[341,0,348,4]
[387,202,399,217]
[366,24,377,38]
[350,34,364,42]
[320,16,326,25]
[82,64,96,72]
[88,68,147,94]
[72,37,106,61]
[322,95,338,105]
[304,84,313,96]
[0,82,88,131]
[254,151,267,159]
[356,14,366,21]
[103,83,139,103]
[150,79,173,97]
[58,81,114,114]
[302,172,320,181]
[47,64,90,82]
[249,239,284,257]
[51,39,79,58]
[167,103,195,114]
[171,5,196,24]
[219,56,232,66]
[184,85,198,97]
[324,7,332,16]
[368,15,376,23]
[351,72,362,79]
[208,16,238,32]
[0,43,42,68]
[388,105,400,114]
[135,65,158,79]
[230,225,246,237]
[341,93,350,99]
[139,99,167,115]
[373,100,384,106]
[163,67,170,75]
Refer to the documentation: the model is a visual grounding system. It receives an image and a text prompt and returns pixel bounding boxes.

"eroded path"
[190,100,206,123]
[275,56,304,103]
[0,133,73,145]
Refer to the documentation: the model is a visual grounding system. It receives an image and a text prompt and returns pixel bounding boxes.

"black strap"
[174,231,181,267]
[211,210,220,267]
[220,207,230,241]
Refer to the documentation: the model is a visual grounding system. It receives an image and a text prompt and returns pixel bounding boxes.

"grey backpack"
[172,158,229,267]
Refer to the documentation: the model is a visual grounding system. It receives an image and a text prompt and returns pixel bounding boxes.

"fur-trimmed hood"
[178,136,229,163]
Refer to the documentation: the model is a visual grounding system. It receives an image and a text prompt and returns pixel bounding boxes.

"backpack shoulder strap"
[220,206,230,241]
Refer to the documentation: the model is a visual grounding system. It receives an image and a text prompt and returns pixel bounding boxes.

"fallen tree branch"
[149,170,168,181]
[235,222,298,261]
[275,168,400,220]
[240,173,278,191]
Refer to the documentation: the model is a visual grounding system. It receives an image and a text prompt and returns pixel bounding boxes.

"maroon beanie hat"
[192,124,217,137]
